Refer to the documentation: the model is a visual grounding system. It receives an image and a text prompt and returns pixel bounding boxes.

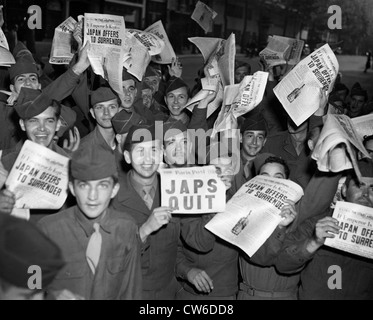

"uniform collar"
[74,206,113,237]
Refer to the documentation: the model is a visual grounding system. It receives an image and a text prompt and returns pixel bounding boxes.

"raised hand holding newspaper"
[186,34,235,117]
[274,44,339,126]
[145,20,176,65]
[312,114,370,182]
[212,71,269,138]
[5,140,69,210]
[124,29,164,80]
[83,13,126,103]
[159,166,226,214]
[49,17,78,65]
[325,201,373,259]
[205,175,304,257]
[191,1,218,34]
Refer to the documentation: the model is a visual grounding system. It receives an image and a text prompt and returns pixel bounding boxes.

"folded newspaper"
[212,71,269,138]
[5,140,69,210]
[325,201,373,259]
[145,20,176,64]
[312,114,371,181]
[260,35,304,68]
[186,33,236,117]
[49,16,78,65]
[0,28,15,67]
[205,175,304,257]
[274,44,339,127]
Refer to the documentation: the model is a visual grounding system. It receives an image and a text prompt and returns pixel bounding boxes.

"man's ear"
[239,133,243,144]
[263,137,267,146]
[341,183,347,199]
[89,108,96,120]
[115,134,122,146]
[37,83,42,90]
[123,150,131,164]
[69,181,76,197]
[307,139,314,151]
[19,119,26,132]
[111,183,120,199]
[10,84,15,93]
[55,119,62,133]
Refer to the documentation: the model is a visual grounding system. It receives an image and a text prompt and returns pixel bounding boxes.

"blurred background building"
[1,0,372,57]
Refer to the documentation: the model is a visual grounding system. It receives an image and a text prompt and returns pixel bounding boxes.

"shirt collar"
[129,170,158,194]
[74,206,113,237]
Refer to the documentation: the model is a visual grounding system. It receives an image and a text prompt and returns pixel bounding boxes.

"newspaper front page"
[274,44,339,126]
[83,13,126,103]
[325,201,373,259]
[159,166,226,214]
[49,17,78,65]
[5,141,69,210]
[205,175,304,257]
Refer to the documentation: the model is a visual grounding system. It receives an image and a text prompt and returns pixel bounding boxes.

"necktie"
[243,160,253,180]
[86,223,102,275]
[143,186,153,210]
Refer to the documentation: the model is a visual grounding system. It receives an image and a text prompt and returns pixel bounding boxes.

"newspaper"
[191,1,218,34]
[127,29,165,56]
[205,175,304,257]
[312,114,371,181]
[275,36,304,66]
[159,166,226,214]
[325,201,373,259]
[122,31,151,81]
[0,27,9,50]
[259,36,290,68]
[49,17,78,65]
[212,71,269,137]
[352,114,373,140]
[83,13,126,104]
[274,44,339,126]
[5,140,69,210]
[145,20,176,64]
[186,33,236,117]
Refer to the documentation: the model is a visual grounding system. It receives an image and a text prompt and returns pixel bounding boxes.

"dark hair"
[344,170,359,189]
[51,100,62,119]
[260,156,290,179]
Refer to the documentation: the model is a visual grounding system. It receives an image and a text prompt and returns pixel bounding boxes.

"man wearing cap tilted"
[0,214,64,300]
[230,113,269,196]
[79,87,120,153]
[38,142,142,300]
[0,43,91,151]
[111,123,180,300]
[164,76,191,126]
[0,88,70,220]
[1,87,69,173]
